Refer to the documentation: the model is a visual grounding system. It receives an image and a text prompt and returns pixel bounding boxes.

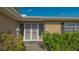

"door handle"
[33,31,36,33]
[26,31,30,33]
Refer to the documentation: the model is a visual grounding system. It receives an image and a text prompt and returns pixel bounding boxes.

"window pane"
[19,24,24,36]
[25,24,31,40]
[39,24,44,36]
[76,26,79,31]
[75,23,79,31]
[64,23,75,32]
[32,24,37,40]
[76,23,79,26]
[64,23,75,26]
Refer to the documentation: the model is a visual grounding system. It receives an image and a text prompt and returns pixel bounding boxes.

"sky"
[19,7,79,17]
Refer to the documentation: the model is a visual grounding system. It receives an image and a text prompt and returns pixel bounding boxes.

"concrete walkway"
[23,41,44,51]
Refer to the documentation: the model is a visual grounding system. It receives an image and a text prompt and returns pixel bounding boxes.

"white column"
[16,24,20,36]
[37,24,39,41]
[31,24,32,41]
[23,24,25,41]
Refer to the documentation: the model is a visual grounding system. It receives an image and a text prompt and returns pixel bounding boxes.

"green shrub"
[42,32,79,51]
[0,32,25,51]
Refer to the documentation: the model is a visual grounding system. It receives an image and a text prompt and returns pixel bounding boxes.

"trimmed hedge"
[0,32,25,51]
[42,32,79,51]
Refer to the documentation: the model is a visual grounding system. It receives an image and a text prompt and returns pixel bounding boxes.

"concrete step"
[23,41,44,51]
[25,45,43,51]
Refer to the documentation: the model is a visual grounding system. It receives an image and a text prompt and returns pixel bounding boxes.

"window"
[64,22,79,32]
[19,24,24,36]
[75,23,79,31]
[39,24,44,36]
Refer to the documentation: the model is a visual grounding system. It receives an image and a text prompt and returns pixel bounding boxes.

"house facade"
[0,7,79,42]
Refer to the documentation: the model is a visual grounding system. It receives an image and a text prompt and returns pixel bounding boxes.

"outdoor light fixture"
[20,14,27,17]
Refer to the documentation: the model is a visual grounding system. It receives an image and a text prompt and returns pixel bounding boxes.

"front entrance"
[23,23,43,41]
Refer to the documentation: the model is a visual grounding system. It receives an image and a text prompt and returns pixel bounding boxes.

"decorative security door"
[24,24,39,41]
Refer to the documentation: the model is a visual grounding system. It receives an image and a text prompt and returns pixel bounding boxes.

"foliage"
[0,32,25,51]
[42,32,79,51]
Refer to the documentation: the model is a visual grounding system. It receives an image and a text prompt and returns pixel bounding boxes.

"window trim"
[64,22,79,32]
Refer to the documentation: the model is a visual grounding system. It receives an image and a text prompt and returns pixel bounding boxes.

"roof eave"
[21,16,79,19]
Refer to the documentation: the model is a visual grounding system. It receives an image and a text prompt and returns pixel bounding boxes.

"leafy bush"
[42,32,79,51]
[0,32,25,51]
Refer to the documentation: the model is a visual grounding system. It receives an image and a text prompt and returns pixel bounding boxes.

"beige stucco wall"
[0,13,18,35]
[44,22,61,33]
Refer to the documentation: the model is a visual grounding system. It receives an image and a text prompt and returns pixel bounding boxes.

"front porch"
[18,23,44,51]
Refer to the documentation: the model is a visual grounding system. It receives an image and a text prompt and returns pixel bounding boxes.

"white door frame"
[23,23,40,41]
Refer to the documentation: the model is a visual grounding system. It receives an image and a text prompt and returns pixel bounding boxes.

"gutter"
[3,7,20,18]
[10,7,20,18]
[20,16,79,19]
